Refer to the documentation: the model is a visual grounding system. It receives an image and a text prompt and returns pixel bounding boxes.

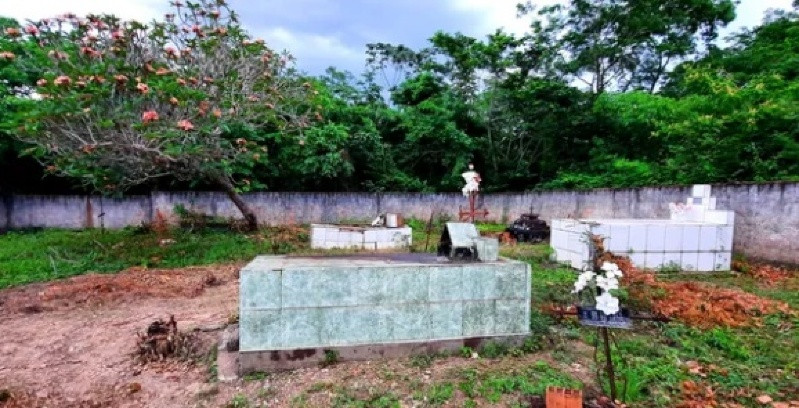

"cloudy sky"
[1,0,795,75]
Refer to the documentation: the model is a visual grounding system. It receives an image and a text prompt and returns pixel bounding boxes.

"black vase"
[576,306,632,329]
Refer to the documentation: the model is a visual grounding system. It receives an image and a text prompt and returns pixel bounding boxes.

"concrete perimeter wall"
[1,183,797,264]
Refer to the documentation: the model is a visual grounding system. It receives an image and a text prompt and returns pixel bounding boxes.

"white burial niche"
[551,185,734,272]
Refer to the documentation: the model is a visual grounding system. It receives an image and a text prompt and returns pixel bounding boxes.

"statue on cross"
[461,163,481,197]
[458,163,488,222]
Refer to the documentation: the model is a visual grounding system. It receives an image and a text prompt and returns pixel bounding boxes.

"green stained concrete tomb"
[238,253,531,352]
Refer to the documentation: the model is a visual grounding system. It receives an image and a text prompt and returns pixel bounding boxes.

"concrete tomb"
[551,184,734,272]
[310,224,412,250]
[237,253,531,373]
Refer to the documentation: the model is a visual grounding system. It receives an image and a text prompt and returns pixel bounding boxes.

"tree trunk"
[216,175,258,231]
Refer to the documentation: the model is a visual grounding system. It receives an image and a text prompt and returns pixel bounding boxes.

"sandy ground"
[0,264,595,408]
[0,265,240,408]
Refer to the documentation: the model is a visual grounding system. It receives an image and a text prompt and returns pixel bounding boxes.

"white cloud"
[446,0,537,36]
[256,27,364,73]
[728,0,794,31]
[2,0,795,76]
[260,27,360,59]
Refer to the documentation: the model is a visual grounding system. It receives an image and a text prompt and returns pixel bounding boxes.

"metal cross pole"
[459,192,489,222]
[601,327,617,402]
[423,211,435,252]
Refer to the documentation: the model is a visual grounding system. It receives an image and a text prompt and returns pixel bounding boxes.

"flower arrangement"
[573,261,624,315]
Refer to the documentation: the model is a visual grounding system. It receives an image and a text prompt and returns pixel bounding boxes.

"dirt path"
[0,264,595,408]
[0,265,239,408]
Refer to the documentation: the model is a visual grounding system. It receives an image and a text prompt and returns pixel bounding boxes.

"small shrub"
[529,309,552,340]
[522,336,542,353]
[409,353,435,368]
[206,347,219,382]
[459,346,474,358]
[480,341,509,359]
[226,394,250,408]
[459,379,477,398]
[659,261,682,274]
[243,371,268,382]
[227,312,240,324]
[426,383,455,405]
[331,388,401,408]
[322,349,339,367]
[703,328,751,361]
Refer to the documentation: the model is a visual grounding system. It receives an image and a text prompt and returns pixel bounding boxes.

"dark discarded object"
[135,315,203,363]
[505,213,550,243]
[437,222,480,261]
[577,306,632,329]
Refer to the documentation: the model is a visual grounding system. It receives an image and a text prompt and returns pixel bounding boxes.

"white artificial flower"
[600,261,624,278]
[572,270,595,293]
[596,291,620,315]
[601,262,619,273]
[595,275,619,291]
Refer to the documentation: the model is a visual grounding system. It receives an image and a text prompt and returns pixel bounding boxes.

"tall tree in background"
[519,0,737,93]
[2,0,318,229]
[3,0,798,194]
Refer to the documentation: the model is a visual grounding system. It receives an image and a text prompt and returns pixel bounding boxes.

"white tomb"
[310,224,412,250]
[551,185,734,272]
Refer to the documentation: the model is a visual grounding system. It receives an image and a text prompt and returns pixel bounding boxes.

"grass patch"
[0,221,517,288]
[330,387,401,408]
[0,227,307,289]
[4,224,799,408]
[518,241,799,406]
[243,371,268,382]
[451,361,582,404]
[226,394,251,408]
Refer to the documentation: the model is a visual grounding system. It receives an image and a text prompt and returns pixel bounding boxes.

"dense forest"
[1,0,798,195]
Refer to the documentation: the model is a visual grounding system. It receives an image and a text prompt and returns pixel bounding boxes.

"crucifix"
[458,163,489,222]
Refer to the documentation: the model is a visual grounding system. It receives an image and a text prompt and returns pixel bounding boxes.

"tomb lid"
[442,222,480,248]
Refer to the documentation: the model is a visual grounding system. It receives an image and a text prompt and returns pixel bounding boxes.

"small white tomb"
[310,224,412,250]
[551,185,734,272]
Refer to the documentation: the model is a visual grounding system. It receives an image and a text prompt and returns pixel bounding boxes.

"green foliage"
[520,0,736,93]
[3,1,799,195]
[479,341,510,359]
[611,337,684,404]
[424,383,455,405]
[322,349,339,367]
[206,347,219,383]
[531,266,577,306]
[0,228,304,289]
[528,310,552,343]
[2,2,318,198]
[408,351,450,368]
[243,371,268,382]
[467,361,582,403]
[702,328,751,361]
[331,387,401,408]
[226,394,251,408]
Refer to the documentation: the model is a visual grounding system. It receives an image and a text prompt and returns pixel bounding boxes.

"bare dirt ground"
[0,265,241,408]
[0,264,593,408]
